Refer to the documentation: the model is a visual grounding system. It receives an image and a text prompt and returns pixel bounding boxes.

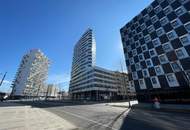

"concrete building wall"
[46,84,59,98]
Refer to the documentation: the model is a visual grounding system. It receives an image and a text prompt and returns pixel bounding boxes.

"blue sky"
[0,0,152,92]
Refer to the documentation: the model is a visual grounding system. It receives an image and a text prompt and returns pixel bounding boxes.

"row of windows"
[134,73,179,89]
[131,59,185,80]
[124,22,190,49]
[125,0,189,31]
[127,45,189,67]
[126,23,189,47]
[125,34,190,60]
[71,84,117,92]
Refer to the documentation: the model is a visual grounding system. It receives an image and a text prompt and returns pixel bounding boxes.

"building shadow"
[0,101,26,107]
[119,107,190,130]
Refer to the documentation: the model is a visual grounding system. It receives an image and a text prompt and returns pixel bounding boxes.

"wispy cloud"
[0,80,12,93]
[47,73,70,91]
[2,80,11,84]
[47,73,70,84]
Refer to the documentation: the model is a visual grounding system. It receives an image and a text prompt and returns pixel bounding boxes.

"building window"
[135,41,140,47]
[171,62,182,72]
[138,32,143,39]
[132,49,137,56]
[135,63,141,70]
[163,6,173,15]
[167,31,177,40]
[171,19,182,28]
[156,28,165,37]
[140,23,146,30]
[142,44,148,52]
[127,45,132,52]
[185,22,190,32]
[128,66,132,73]
[180,35,190,46]
[144,14,150,22]
[179,0,189,4]
[125,53,128,59]
[139,79,146,89]
[175,48,189,59]
[155,66,164,75]
[144,35,151,43]
[132,72,138,80]
[142,69,149,77]
[152,38,161,47]
[146,59,153,67]
[138,54,144,61]
[147,5,153,13]
[157,0,164,3]
[129,58,134,64]
[154,6,162,14]
[130,81,135,88]
[149,49,157,57]
[151,15,159,23]
[162,43,173,52]
[159,54,168,63]
[147,25,154,33]
[166,73,179,87]
[132,30,136,35]
[167,0,175,4]
[151,77,160,88]
[175,7,186,16]
[160,17,169,26]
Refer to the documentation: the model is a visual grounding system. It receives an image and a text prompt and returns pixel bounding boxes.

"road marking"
[60,108,131,130]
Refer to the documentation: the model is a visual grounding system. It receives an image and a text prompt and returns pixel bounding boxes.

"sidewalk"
[106,101,190,113]
[0,102,77,130]
[106,100,138,108]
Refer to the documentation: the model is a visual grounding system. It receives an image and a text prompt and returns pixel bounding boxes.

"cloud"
[47,73,70,84]
[47,73,70,92]
[0,80,12,93]
[2,80,11,84]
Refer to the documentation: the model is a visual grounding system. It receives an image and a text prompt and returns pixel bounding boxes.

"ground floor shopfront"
[71,90,117,101]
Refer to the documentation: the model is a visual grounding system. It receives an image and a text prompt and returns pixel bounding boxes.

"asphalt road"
[17,101,190,130]
[120,108,190,130]
[44,102,128,130]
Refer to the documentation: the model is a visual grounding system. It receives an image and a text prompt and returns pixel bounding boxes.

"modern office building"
[11,49,49,98]
[120,0,190,102]
[46,84,59,98]
[69,29,134,100]
[115,72,136,99]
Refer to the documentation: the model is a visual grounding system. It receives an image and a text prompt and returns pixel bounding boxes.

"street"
[45,103,128,130]
[19,101,190,130]
[120,108,190,130]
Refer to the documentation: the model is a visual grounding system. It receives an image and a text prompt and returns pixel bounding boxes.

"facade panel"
[120,0,190,102]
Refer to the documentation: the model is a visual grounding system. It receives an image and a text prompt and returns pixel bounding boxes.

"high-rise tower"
[69,29,135,100]
[70,28,96,79]
[120,0,190,102]
[11,49,49,98]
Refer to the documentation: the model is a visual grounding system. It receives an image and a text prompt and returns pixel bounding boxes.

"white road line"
[60,108,131,130]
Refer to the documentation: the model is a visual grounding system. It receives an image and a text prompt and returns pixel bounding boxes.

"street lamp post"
[0,72,7,87]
